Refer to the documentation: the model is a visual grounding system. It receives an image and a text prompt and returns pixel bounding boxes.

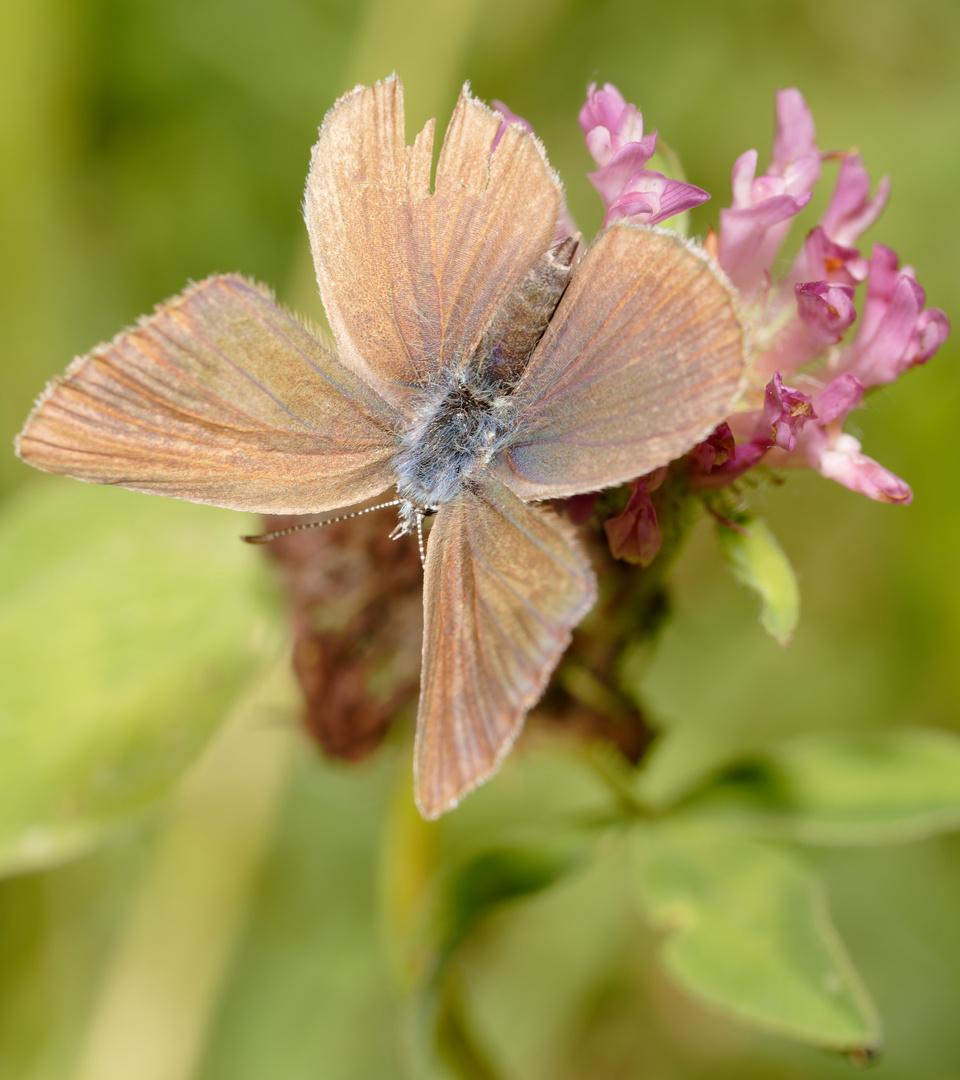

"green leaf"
[716,516,799,644]
[631,819,881,1053]
[438,843,584,965]
[0,478,281,876]
[685,728,960,845]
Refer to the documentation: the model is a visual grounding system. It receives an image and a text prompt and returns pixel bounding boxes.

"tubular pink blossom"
[579,81,709,229]
[771,88,821,197]
[717,90,819,296]
[814,373,864,424]
[813,433,913,504]
[795,281,857,348]
[718,190,811,293]
[579,83,645,165]
[790,226,868,287]
[579,83,626,139]
[587,136,659,207]
[820,153,891,247]
[603,170,711,228]
[909,308,951,364]
[845,244,951,388]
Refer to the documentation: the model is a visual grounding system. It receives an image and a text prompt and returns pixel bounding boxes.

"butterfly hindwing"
[416,475,597,818]
[16,274,400,514]
[492,224,746,499]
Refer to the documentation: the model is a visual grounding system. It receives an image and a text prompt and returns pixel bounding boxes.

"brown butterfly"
[16,77,745,818]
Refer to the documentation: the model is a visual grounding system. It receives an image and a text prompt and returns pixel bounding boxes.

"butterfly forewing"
[491,224,746,499]
[415,476,597,819]
[304,76,562,413]
[16,275,400,514]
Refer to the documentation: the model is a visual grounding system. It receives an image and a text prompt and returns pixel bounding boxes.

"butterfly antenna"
[241,500,402,544]
[416,512,426,569]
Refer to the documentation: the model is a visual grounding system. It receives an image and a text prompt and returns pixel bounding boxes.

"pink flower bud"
[604,468,667,565]
[718,191,811,294]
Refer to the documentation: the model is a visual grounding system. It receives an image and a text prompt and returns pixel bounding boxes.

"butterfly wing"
[416,475,596,819]
[491,224,746,499]
[16,274,400,514]
[304,76,562,412]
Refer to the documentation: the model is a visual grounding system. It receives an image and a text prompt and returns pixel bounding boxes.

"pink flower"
[579,83,650,168]
[778,373,911,504]
[604,468,667,565]
[718,89,819,296]
[762,372,816,452]
[689,375,814,488]
[603,170,710,229]
[814,372,864,423]
[579,82,710,230]
[795,281,857,348]
[790,226,868,288]
[693,423,736,472]
[819,153,891,248]
[808,431,912,504]
[844,244,950,389]
[761,281,858,377]
[689,424,766,489]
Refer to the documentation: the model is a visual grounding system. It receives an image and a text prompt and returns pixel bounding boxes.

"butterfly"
[15,76,745,818]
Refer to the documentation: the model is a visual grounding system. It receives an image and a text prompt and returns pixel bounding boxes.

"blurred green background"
[2,0,959,1077]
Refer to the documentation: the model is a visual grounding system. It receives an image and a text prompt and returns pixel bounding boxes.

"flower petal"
[844,243,949,388]
[795,281,857,348]
[820,153,891,247]
[587,135,659,206]
[604,468,667,565]
[763,372,816,452]
[815,433,912,504]
[791,225,868,287]
[718,192,811,293]
[604,170,711,228]
[771,88,819,196]
[814,373,864,425]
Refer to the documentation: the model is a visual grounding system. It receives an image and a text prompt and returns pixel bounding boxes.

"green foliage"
[685,728,960,845]
[631,819,881,1053]
[0,478,280,876]
[716,515,800,645]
